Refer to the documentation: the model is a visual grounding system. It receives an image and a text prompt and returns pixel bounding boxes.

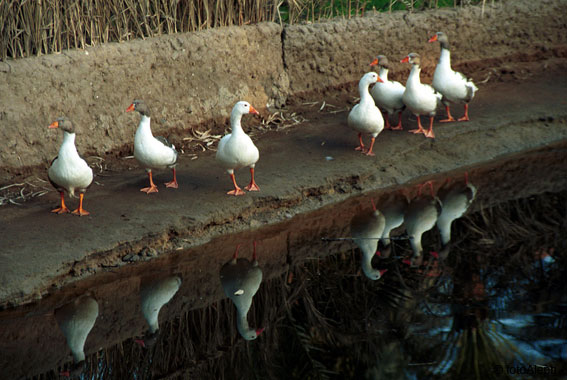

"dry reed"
[1,0,490,60]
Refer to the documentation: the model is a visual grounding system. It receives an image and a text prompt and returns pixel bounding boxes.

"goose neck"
[379,67,389,81]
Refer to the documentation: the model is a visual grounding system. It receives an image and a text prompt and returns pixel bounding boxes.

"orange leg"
[227,173,245,196]
[354,133,365,151]
[383,112,391,130]
[165,168,178,188]
[51,191,70,214]
[244,168,260,191]
[409,116,426,134]
[390,111,404,130]
[424,116,435,139]
[72,193,90,216]
[364,137,376,156]
[141,171,159,194]
[440,105,456,123]
[458,104,470,122]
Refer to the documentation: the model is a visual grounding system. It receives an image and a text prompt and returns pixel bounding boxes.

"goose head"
[360,72,383,87]
[400,53,421,66]
[231,101,259,118]
[126,100,151,117]
[369,55,390,69]
[49,117,75,134]
[428,32,450,49]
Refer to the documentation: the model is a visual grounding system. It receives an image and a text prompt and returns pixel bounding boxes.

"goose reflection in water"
[136,275,182,348]
[55,295,99,377]
[220,242,264,340]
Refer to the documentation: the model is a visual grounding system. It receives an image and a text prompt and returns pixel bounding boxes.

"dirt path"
[1,67,567,308]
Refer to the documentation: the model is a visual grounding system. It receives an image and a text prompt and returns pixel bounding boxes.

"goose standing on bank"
[369,55,406,130]
[401,53,443,139]
[404,181,442,266]
[55,296,99,376]
[436,172,477,250]
[429,32,478,122]
[216,101,260,196]
[220,243,265,340]
[350,200,388,280]
[47,117,93,216]
[126,100,178,193]
[136,276,182,347]
[347,72,385,156]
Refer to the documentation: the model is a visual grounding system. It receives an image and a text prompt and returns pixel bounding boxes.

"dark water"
[1,152,567,379]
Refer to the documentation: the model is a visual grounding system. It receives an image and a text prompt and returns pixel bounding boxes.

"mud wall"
[1,0,566,183]
[284,0,567,94]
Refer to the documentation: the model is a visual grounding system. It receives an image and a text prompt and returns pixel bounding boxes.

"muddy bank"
[1,0,567,182]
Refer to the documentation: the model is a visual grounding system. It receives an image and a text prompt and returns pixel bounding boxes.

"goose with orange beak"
[126,100,178,194]
[216,101,261,196]
[347,72,385,156]
[47,117,93,216]
[400,53,443,139]
[369,55,406,130]
[429,32,478,122]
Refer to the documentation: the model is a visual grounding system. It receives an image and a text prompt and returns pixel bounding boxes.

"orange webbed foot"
[390,124,403,131]
[245,183,260,192]
[140,185,159,194]
[439,117,456,123]
[425,130,435,139]
[165,180,178,189]
[227,188,246,196]
[457,115,470,122]
[408,128,424,134]
[51,207,70,214]
[72,208,90,216]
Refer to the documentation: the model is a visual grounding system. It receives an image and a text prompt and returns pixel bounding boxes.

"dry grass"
[1,0,492,60]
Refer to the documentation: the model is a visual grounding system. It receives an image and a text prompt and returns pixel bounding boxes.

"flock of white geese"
[46,31,477,215]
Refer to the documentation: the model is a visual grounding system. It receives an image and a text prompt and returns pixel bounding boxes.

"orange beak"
[400,56,410,63]
[48,121,59,129]
[126,103,135,112]
[249,105,259,115]
[376,75,384,83]
[256,327,265,335]
[370,198,377,211]
[428,34,438,43]
[369,58,379,66]
[379,269,388,277]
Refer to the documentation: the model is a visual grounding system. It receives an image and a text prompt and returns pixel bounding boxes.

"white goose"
[370,55,406,130]
[347,72,385,156]
[350,200,388,280]
[404,181,442,266]
[401,53,443,139]
[55,296,99,373]
[220,243,264,340]
[429,32,478,122]
[436,172,477,249]
[126,100,178,194]
[137,276,182,347]
[216,101,260,196]
[47,117,93,216]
